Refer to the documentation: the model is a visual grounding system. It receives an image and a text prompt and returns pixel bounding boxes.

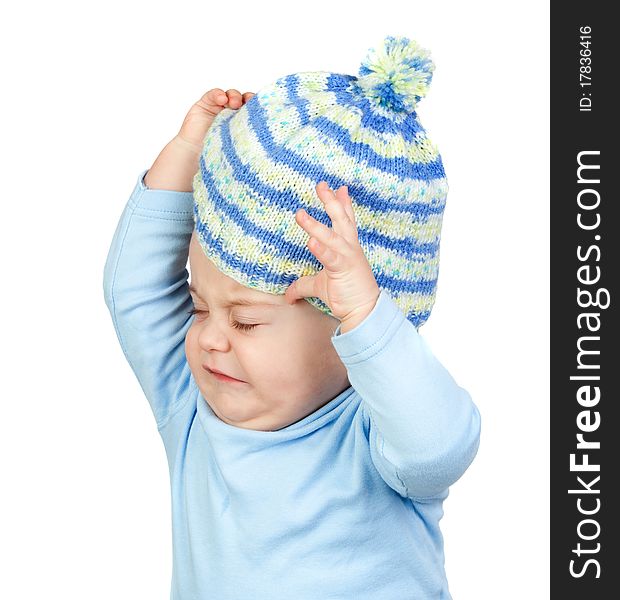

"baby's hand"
[176,88,255,154]
[285,182,381,334]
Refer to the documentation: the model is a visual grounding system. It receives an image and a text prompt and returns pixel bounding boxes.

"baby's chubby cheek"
[262,317,348,397]
[251,340,308,390]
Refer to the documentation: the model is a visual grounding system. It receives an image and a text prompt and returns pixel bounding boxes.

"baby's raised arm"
[102,88,254,429]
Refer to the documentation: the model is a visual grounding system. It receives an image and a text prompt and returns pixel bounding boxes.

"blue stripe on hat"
[312,115,446,178]
[238,105,446,219]
[196,155,308,257]
[197,151,441,260]
[193,203,302,287]
[263,76,444,178]
[194,201,438,296]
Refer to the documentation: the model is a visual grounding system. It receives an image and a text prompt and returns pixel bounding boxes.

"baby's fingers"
[198,89,255,112]
[224,90,255,107]
[195,88,236,110]
[224,89,245,108]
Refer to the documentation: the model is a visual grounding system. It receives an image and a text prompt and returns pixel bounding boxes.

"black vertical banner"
[551,2,617,598]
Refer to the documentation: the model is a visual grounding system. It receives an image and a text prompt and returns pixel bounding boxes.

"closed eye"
[231,321,259,332]
[187,308,259,331]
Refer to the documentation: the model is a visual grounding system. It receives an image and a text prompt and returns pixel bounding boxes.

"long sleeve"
[102,169,196,429]
[331,290,481,500]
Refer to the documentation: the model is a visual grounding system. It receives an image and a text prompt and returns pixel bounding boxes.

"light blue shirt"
[103,169,482,600]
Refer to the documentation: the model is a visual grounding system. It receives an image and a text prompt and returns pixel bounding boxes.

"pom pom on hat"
[357,35,435,114]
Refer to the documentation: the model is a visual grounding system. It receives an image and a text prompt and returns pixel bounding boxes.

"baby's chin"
[197,377,311,431]
[204,392,286,431]
[197,378,263,421]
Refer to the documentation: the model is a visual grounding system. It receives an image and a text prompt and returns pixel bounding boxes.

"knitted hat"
[192,34,448,329]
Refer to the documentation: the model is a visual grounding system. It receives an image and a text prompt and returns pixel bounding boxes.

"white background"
[1,1,549,598]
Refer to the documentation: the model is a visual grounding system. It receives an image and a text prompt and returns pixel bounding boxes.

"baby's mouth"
[202,364,246,384]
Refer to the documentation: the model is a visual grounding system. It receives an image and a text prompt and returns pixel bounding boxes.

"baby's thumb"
[284,275,315,305]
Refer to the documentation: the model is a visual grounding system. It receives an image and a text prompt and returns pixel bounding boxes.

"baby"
[103,35,481,599]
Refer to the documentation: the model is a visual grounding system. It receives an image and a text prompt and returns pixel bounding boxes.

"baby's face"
[185,231,350,431]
